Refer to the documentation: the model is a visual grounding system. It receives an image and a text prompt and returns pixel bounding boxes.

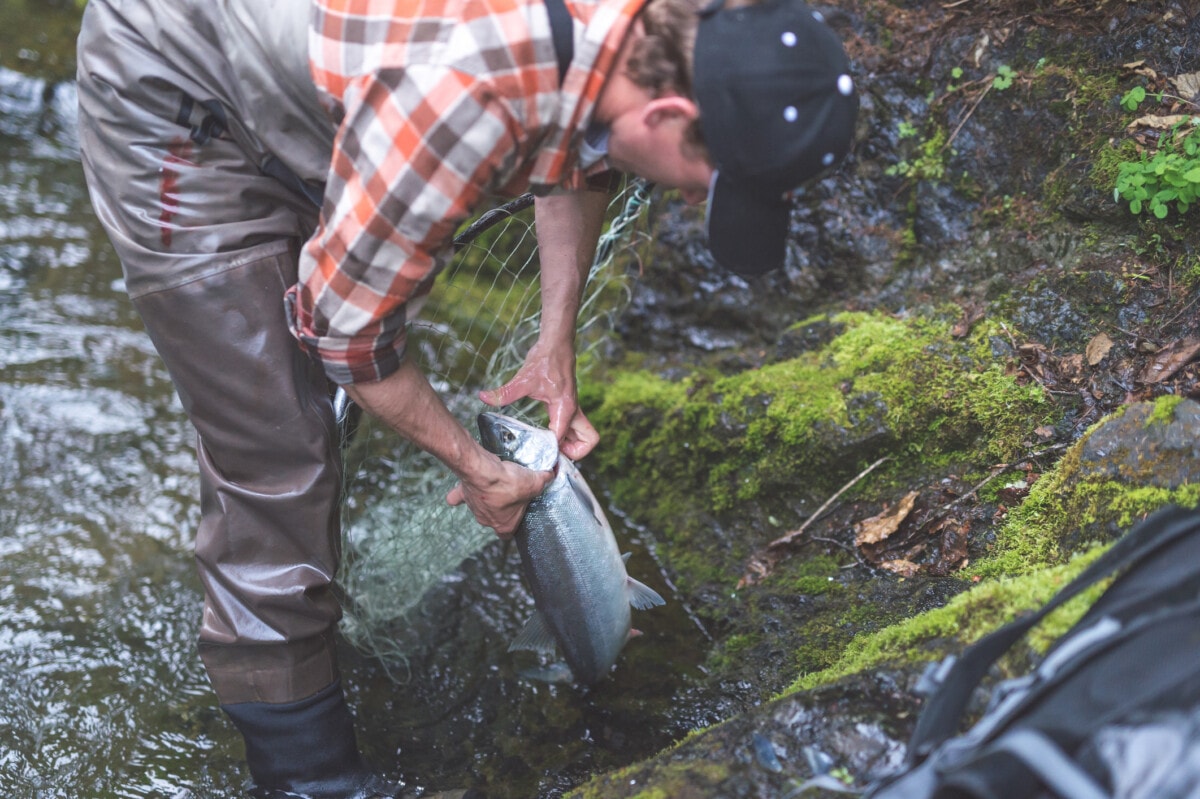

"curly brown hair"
[624,0,709,154]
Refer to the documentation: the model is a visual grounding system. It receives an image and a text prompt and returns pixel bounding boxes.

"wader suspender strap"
[544,0,575,84]
[908,505,1200,759]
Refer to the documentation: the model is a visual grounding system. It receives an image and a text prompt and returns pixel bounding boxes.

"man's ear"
[642,96,700,129]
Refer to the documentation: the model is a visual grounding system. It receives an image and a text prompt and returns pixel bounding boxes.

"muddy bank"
[568,1,1200,795]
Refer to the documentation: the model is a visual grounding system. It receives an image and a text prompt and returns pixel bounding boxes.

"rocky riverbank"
[569,1,1200,795]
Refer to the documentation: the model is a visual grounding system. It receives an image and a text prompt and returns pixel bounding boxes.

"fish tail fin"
[508,610,558,654]
[628,628,644,640]
[626,576,666,610]
[518,662,575,683]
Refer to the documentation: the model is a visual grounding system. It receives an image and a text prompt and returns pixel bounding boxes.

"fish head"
[477,412,559,471]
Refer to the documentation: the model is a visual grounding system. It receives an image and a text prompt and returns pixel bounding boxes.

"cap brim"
[705,171,790,277]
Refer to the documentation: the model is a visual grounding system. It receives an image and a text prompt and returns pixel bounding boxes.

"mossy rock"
[978,396,1200,578]
[585,309,1052,594]
[568,399,1200,798]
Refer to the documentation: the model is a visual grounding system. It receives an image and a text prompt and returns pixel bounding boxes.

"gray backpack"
[841,504,1200,799]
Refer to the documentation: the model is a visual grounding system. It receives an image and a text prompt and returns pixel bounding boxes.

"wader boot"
[223,681,405,799]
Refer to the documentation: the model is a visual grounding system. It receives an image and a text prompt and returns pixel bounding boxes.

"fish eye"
[502,430,515,443]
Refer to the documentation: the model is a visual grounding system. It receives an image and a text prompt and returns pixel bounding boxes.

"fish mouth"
[477,412,504,454]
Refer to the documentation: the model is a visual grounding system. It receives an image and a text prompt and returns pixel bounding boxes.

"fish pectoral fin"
[626,577,666,610]
[621,552,632,563]
[508,610,558,654]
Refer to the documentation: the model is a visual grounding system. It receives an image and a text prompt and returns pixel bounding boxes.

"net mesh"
[335,179,653,671]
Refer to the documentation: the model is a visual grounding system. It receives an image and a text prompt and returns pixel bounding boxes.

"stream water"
[0,63,715,799]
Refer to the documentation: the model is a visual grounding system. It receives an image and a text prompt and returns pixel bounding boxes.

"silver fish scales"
[477,412,665,685]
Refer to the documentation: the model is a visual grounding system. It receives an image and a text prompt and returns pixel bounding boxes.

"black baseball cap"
[694,0,858,276]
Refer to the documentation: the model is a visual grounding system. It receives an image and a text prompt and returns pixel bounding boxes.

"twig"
[738,456,890,588]
[945,83,992,152]
[928,442,1071,523]
[1162,290,1200,329]
[1000,322,1055,394]
[766,456,891,551]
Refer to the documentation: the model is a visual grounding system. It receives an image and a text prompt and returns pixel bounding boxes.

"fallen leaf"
[1086,332,1115,366]
[880,558,921,577]
[1058,353,1084,381]
[971,32,990,68]
[1034,424,1055,440]
[996,479,1030,505]
[1127,114,1196,131]
[931,518,970,576]
[952,302,986,338]
[1170,71,1200,104]
[854,491,919,547]
[1139,337,1200,384]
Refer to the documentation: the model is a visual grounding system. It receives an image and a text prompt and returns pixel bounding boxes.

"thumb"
[446,483,465,506]
[546,398,573,442]
[479,381,521,408]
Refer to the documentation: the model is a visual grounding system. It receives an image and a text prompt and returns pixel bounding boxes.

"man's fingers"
[558,415,599,461]
[479,380,525,408]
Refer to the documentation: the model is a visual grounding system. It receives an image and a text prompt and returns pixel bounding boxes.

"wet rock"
[773,317,847,361]
[1075,399,1200,485]
[571,671,915,798]
[1054,154,1133,224]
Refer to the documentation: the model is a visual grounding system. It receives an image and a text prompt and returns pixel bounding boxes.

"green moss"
[1176,253,1200,290]
[787,545,1107,693]
[973,402,1200,580]
[707,632,762,672]
[585,310,1051,590]
[787,575,845,596]
[1092,137,1143,195]
[1146,394,1185,427]
[780,398,1200,695]
[568,759,730,799]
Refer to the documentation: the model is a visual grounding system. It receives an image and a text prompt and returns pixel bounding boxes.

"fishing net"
[335,179,653,672]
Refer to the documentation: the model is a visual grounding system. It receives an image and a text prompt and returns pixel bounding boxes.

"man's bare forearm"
[343,358,488,480]
[342,358,550,535]
[533,189,609,350]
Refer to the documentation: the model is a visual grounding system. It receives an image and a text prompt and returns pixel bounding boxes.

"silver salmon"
[477,412,665,685]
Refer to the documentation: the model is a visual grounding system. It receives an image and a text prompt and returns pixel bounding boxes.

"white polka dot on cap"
[781,31,797,46]
[822,152,836,166]
[784,106,798,122]
[812,10,824,22]
[838,74,854,96]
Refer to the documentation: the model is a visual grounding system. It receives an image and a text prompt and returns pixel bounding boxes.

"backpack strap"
[908,504,1200,759]
[944,729,1109,799]
[544,0,575,84]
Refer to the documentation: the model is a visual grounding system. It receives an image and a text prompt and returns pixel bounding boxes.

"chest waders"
[76,0,575,795]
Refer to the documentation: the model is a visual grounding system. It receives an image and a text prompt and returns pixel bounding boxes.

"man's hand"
[479,341,599,461]
[344,358,553,536]
[486,188,609,461]
[446,454,553,538]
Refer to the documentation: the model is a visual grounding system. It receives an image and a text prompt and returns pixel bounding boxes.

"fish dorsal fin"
[508,610,558,654]
[626,577,666,610]
[622,552,632,564]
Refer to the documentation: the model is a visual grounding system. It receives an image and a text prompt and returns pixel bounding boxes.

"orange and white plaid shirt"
[287,0,643,384]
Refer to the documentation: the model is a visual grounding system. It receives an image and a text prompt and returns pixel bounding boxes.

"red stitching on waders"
[159,137,193,247]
